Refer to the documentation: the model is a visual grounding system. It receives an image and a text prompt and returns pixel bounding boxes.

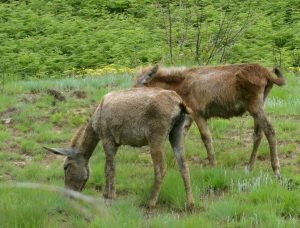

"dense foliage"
[0,0,299,78]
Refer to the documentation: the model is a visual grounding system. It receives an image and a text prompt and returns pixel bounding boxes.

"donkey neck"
[148,68,187,94]
[71,120,99,160]
[157,67,187,80]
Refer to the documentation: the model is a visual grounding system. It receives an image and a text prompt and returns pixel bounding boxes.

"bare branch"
[167,0,173,64]
[206,10,228,64]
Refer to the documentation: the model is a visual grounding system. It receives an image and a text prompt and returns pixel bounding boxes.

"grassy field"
[0,72,299,227]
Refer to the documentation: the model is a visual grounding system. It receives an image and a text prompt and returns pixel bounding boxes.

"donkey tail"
[267,67,285,86]
[179,102,192,115]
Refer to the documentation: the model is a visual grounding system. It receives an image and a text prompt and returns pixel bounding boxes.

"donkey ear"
[43,146,78,157]
[148,64,159,77]
[140,64,159,84]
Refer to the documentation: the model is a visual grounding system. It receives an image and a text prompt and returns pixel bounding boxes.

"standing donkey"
[44,87,194,210]
[134,64,285,178]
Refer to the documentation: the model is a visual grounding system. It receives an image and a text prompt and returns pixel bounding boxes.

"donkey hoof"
[103,192,116,200]
[274,170,282,180]
[244,165,251,174]
[186,202,194,212]
[147,200,157,210]
[208,160,217,167]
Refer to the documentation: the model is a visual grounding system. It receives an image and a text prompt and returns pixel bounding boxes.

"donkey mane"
[70,124,87,148]
[150,67,191,85]
[69,102,103,149]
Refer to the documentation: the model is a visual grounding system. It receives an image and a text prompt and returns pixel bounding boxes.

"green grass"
[0,187,96,228]
[0,72,299,227]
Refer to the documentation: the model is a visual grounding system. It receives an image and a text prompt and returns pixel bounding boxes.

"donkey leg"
[252,111,280,178]
[103,141,118,199]
[148,145,166,209]
[193,115,216,166]
[247,119,263,172]
[169,124,194,211]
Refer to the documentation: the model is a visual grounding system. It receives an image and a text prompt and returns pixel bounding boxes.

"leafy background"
[0,0,299,78]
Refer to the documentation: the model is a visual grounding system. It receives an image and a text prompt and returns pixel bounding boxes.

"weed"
[20,139,39,155]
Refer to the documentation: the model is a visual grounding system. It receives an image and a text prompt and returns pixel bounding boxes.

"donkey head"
[134,64,159,87]
[44,146,90,192]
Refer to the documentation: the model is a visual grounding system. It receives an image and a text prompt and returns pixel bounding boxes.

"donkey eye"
[63,165,68,171]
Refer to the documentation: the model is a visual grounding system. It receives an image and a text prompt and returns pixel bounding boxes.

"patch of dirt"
[1,118,11,124]
[201,186,230,198]
[142,201,205,217]
[13,160,27,168]
[10,154,32,168]
[93,184,103,192]
[50,107,60,114]
[269,114,300,120]
[0,107,17,118]
[142,206,182,219]
[72,90,87,99]
[218,128,253,146]
[42,153,61,167]
[105,83,118,89]
[1,172,16,181]
[47,89,66,102]
[116,189,131,196]
[188,155,212,167]
[257,154,268,161]
[30,88,40,94]
[72,108,90,116]
[19,94,38,104]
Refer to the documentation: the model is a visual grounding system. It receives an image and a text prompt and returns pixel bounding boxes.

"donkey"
[44,87,194,210]
[134,64,285,178]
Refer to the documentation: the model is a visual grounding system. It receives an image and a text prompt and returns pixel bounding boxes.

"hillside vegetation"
[0,0,299,78]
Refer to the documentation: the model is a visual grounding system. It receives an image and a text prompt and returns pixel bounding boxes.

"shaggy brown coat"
[134,64,285,177]
[44,88,194,210]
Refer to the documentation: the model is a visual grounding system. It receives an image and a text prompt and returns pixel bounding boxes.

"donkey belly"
[204,101,246,119]
[113,126,148,147]
[120,134,148,147]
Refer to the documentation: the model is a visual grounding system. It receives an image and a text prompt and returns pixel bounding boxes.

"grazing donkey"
[134,64,285,178]
[44,87,194,210]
